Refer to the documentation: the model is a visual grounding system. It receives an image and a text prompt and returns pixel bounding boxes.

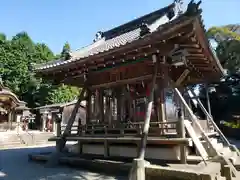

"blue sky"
[0,0,239,54]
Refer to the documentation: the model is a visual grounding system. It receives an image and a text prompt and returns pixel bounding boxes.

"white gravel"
[0,146,127,180]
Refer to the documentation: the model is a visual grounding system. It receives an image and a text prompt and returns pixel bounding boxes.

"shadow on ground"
[0,146,126,180]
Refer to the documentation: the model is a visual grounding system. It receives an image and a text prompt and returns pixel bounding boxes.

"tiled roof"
[34,2,181,71]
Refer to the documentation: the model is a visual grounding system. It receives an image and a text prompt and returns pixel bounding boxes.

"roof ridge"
[102,3,176,40]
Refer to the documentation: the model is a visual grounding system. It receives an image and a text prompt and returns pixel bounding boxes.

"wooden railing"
[60,121,178,137]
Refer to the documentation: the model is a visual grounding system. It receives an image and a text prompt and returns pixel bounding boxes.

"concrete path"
[0,146,127,180]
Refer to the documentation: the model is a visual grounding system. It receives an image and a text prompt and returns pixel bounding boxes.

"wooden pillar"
[77,116,83,154]
[42,115,46,132]
[56,113,62,137]
[127,90,133,122]
[94,90,99,122]
[116,87,124,123]
[8,111,12,130]
[133,99,136,122]
[55,113,62,151]
[177,106,187,164]
[120,88,125,122]
[86,89,92,124]
[105,90,112,126]
[56,122,61,137]
[77,118,82,135]
[98,89,104,123]
[154,89,160,122]
[105,95,111,125]
[160,55,167,120]
[159,89,166,122]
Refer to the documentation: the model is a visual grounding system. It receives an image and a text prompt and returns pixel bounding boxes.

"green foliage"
[207,26,240,42]
[223,121,240,129]
[48,84,80,104]
[216,40,240,73]
[0,32,79,108]
[207,26,240,74]
[0,33,6,41]
[60,42,71,60]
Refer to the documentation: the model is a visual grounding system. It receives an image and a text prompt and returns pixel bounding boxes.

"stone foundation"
[69,143,189,161]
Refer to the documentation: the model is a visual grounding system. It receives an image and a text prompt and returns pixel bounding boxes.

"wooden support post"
[46,88,86,166]
[58,88,86,152]
[177,107,187,164]
[129,55,158,180]
[138,54,158,160]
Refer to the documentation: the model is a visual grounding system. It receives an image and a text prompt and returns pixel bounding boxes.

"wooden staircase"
[177,88,240,179]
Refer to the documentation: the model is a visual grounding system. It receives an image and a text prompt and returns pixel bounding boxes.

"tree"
[0,32,79,108]
[216,40,240,73]
[0,33,6,41]
[208,26,240,43]
[60,42,71,60]
[47,84,80,104]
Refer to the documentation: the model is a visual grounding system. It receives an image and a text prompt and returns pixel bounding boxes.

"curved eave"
[0,91,26,106]
[195,16,225,78]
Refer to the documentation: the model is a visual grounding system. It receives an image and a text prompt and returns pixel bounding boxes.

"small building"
[0,78,29,131]
[34,100,86,133]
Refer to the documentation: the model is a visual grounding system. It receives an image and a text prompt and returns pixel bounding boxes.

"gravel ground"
[0,146,127,180]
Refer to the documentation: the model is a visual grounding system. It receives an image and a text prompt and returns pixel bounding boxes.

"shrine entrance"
[0,79,27,131]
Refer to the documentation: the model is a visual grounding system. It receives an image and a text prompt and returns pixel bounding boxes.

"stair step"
[184,120,208,160]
